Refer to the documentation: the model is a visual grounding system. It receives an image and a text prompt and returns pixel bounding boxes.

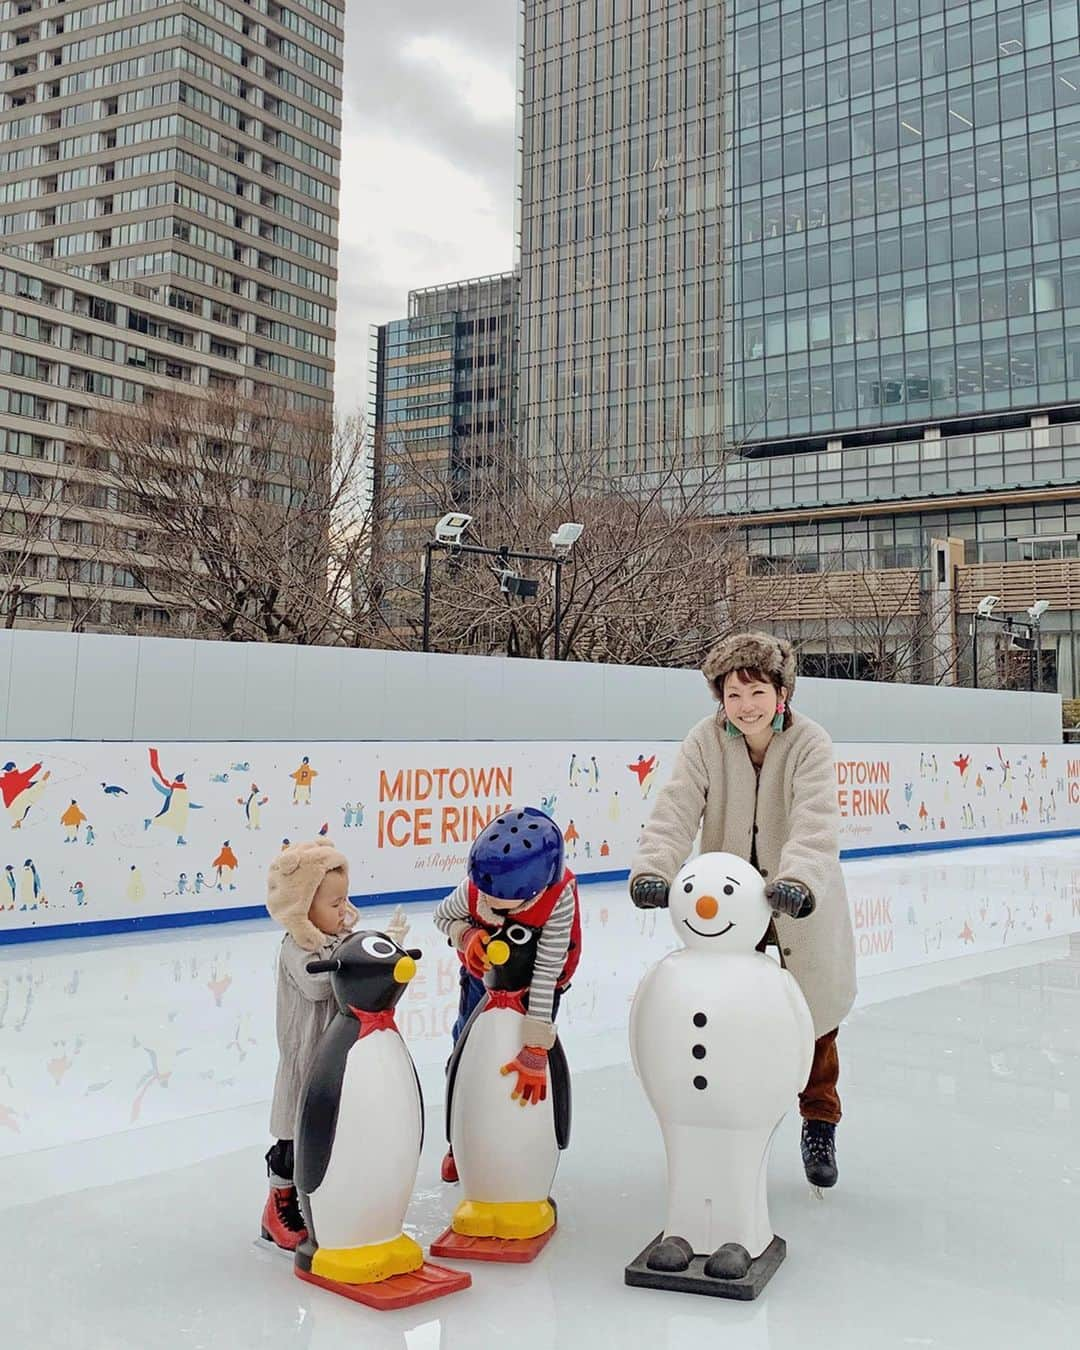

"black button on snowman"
[627,851,815,1299]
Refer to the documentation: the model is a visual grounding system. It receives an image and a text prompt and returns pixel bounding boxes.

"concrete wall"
[0,629,1062,745]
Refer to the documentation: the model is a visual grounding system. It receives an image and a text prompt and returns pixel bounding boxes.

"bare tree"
[375,438,790,663]
[742,551,966,685]
[1,466,120,631]
[92,389,387,645]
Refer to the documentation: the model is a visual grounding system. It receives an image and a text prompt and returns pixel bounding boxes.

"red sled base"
[430,1222,556,1264]
[295,1261,471,1311]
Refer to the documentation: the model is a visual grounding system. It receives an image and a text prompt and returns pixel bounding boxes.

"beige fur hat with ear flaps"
[266,838,355,952]
[701,631,797,702]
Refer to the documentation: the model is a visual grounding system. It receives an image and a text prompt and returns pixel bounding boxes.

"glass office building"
[518,0,726,474]
[726,0,1080,449]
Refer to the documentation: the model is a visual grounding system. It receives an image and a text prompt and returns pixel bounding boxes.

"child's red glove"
[460,926,492,979]
[500,1045,548,1106]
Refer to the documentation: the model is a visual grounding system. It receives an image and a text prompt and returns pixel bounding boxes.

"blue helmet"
[468,807,565,902]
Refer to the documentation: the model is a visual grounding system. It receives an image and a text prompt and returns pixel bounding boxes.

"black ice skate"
[801,1120,838,1190]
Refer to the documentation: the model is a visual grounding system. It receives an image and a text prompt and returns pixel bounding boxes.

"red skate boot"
[440,1149,459,1183]
[261,1185,308,1251]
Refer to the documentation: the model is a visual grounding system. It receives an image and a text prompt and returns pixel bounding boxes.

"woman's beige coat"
[630,710,856,1038]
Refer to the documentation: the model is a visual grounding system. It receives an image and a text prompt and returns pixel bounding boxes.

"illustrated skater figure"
[19,859,44,910]
[1,760,51,829]
[262,838,360,1251]
[85,824,95,846]
[212,841,239,890]
[628,754,659,799]
[61,799,87,843]
[291,756,318,806]
[630,632,856,1190]
[144,749,202,845]
[432,807,581,1187]
[238,784,268,830]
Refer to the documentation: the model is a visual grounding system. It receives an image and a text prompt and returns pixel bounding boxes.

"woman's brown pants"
[799,1028,841,1124]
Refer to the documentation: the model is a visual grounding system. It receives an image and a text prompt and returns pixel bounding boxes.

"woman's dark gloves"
[630,875,670,909]
[764,879,815,919]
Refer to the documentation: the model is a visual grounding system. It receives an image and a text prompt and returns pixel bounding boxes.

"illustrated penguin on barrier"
[292,929,471,1309]
[435,916,572,1257]
[626,851,815,1300]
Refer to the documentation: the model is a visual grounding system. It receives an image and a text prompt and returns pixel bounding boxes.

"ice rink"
[2,839,1079,1350]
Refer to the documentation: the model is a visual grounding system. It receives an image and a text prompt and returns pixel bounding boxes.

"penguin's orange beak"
[393,955,417,984]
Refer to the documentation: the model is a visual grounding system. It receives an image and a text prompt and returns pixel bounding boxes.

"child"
[261,837,358,1251]
[433,807,581,1181]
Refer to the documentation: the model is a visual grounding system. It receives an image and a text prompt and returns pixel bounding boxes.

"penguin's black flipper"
[295,1017,355,1196]
[411,1057,425,1153]
[549,1034,571,1150]
[444,993,488,1144]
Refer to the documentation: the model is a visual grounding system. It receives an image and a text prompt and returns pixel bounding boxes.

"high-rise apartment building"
[519,0,1080,695]
[0,0,342,630]
[372,272,518,604]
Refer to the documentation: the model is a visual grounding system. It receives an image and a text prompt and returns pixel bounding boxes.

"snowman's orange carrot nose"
[695,895,719,920]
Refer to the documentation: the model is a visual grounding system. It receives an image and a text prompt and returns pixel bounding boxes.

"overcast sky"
[337,2,519,417]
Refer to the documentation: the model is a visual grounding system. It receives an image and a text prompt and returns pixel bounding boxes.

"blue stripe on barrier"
[3,833,1080,948]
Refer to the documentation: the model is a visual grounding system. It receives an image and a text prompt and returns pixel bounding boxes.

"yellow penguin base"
[310,1233,423,1285]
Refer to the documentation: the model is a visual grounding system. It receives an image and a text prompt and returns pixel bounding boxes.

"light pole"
[420,516,583,659]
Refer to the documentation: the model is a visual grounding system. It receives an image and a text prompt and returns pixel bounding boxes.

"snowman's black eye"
[723,884,734,896]
[683,882,694,893]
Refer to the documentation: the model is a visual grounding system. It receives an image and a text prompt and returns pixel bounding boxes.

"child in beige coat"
[261,838,358,1251]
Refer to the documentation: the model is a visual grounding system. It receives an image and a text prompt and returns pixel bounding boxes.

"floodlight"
[549,522,585,552]
[434,512,473,545]
[1028,600,1050,621]
[976,595,1000,617]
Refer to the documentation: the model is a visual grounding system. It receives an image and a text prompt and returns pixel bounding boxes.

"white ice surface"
[2,841,1080,1348]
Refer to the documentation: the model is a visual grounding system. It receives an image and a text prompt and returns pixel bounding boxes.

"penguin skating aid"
[431,919,572,1264]
[291,930,470,1310]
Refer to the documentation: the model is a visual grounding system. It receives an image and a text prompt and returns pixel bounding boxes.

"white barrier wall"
[2,735,1080,944]
[0,629,1061,745]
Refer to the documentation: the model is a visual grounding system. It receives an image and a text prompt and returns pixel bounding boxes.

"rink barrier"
[4,840,1080,947]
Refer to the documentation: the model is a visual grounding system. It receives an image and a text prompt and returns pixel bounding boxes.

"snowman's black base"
[625,1233,786,1301]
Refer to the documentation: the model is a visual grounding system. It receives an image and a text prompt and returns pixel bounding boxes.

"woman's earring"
[771,700,787,732]
[725,718,743,739]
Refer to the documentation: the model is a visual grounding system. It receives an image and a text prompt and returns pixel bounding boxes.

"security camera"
[434,512,473,545]
[976,595,1000,617]
[549,522,585,552]
[499,570,539,600]
[1028,600,1050,621]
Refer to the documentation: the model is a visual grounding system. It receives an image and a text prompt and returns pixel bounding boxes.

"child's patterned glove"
[459,926,492,978]
[764,879,815,919]
[500,1045,548,1106]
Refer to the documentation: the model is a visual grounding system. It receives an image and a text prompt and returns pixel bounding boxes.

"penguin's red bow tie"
[347,1006,399,1039]
[483,988,528,1015]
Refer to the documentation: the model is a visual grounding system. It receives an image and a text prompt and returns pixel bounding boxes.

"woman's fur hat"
[702,631,797,701]
[266,838,355,952]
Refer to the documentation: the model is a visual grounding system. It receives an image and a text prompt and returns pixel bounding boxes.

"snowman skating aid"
[626,852,814,1300]
[292,930,471,1310]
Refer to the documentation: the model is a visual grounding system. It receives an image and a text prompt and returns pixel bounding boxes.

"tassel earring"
[771,700,787,732]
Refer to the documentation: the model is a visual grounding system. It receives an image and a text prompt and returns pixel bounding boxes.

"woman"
[630,632,856,1188]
